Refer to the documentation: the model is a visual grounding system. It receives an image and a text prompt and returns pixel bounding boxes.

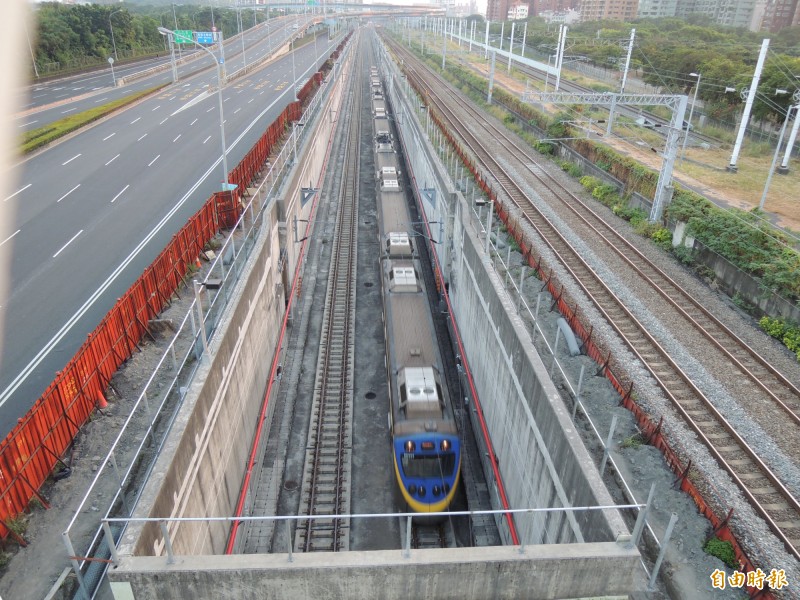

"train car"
[374,116,392,144]
[373,100,461,515]
[373,97,387,118]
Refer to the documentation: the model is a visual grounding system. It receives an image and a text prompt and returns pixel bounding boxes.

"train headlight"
[418,486,426,497]
[440,439,451,451]
[444,483,451,493]
[433,485,441,496]
[404,440,415,453]
[408,484,417,495]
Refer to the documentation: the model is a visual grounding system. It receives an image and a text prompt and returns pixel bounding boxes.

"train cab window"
[402,453,456,478]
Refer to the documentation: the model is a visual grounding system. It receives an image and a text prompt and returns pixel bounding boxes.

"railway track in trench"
[385,36,800,561]
[294,36,363,553]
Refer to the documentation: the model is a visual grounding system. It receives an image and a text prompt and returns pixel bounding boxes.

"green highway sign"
[174,30,193,44]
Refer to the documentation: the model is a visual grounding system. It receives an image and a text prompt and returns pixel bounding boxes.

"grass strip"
[21,84,168,154]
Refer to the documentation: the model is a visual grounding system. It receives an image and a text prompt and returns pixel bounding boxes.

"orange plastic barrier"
[0,94,314,539]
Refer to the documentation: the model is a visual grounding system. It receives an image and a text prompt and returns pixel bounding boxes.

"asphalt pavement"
[0,20,340,438]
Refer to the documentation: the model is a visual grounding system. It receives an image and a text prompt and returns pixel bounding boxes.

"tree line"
[31,3,272,74]
[484,16,800,125]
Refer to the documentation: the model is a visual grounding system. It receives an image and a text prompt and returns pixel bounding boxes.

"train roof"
[377,189,408,235]
[376,151,399,171]
[384,282,437,372]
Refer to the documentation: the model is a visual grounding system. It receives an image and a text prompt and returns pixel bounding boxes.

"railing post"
[403,516,412,558]
[600,414,618,476]
[648,513,678,590]
[193,280,210,357]
[572,365,586,421]
[160,521,175,565]
[532,293,542,343]
[630,483,656,547]
[287,521,294,562]
[62,531,91,600]
[103,521,121,566]
[549,327,561,377]
[517,266,526,313]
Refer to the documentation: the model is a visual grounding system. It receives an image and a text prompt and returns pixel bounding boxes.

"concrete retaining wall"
[450,211,629,545]
[109,543,639,599]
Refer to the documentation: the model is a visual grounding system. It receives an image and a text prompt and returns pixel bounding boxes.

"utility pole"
[488,50,496,104]
[507,22,515,73]
[729,38,770,171]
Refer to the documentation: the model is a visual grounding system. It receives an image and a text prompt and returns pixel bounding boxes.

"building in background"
[759,0,800,30]
[538,8,582,22]
[579,0,638,21]
[677,0,759,28]
[487,0,511,21]
[636,0,678,19]
[508,2,530,19]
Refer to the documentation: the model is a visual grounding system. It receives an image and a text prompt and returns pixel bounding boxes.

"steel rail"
[296,34,362,553]
[442,88,800,430]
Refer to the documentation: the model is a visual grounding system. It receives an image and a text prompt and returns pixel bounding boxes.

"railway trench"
[109,28,645,600]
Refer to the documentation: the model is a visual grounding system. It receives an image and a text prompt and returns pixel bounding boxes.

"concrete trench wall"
[117,47,351,560]
[450,209,628,546]
[110,543,639,600]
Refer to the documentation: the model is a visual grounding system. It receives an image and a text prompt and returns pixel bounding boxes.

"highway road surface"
[0,21,341,438]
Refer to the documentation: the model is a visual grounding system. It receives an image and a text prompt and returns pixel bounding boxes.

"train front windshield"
[402,453,456,478]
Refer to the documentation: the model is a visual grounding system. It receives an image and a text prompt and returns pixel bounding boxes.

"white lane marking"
[190,118,198,125]
[223,97,231,102]
[130,117,141,124]
[0,84,292,409]
[202,135,211,144]
[52,229,83,258]
[137,133,147,141]
[93,97,109,104]
[61,108,77,114]
[57,184,80,203]
[62,154,81,166]
[159,118,168,125]
[223,120,227,124]
[152,105,161,111]
[148,154,161,167]
[173,134,181,143]
[168,95,176,101]
[234,108,241,114]
[259,91,264,95]
[206,107,214,113]
[103,133,116,141]
[0,229,20,247]
[110,184,130,203]
[19,120,38,127]
[4,183,32,202]
[247,98,254,104]
[105,153,120,166]
[52,87,63,91]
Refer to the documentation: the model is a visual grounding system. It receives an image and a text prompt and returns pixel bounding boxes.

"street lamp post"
[109,9,123,62]
[679,72,701,166]
[158,26,229,189]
